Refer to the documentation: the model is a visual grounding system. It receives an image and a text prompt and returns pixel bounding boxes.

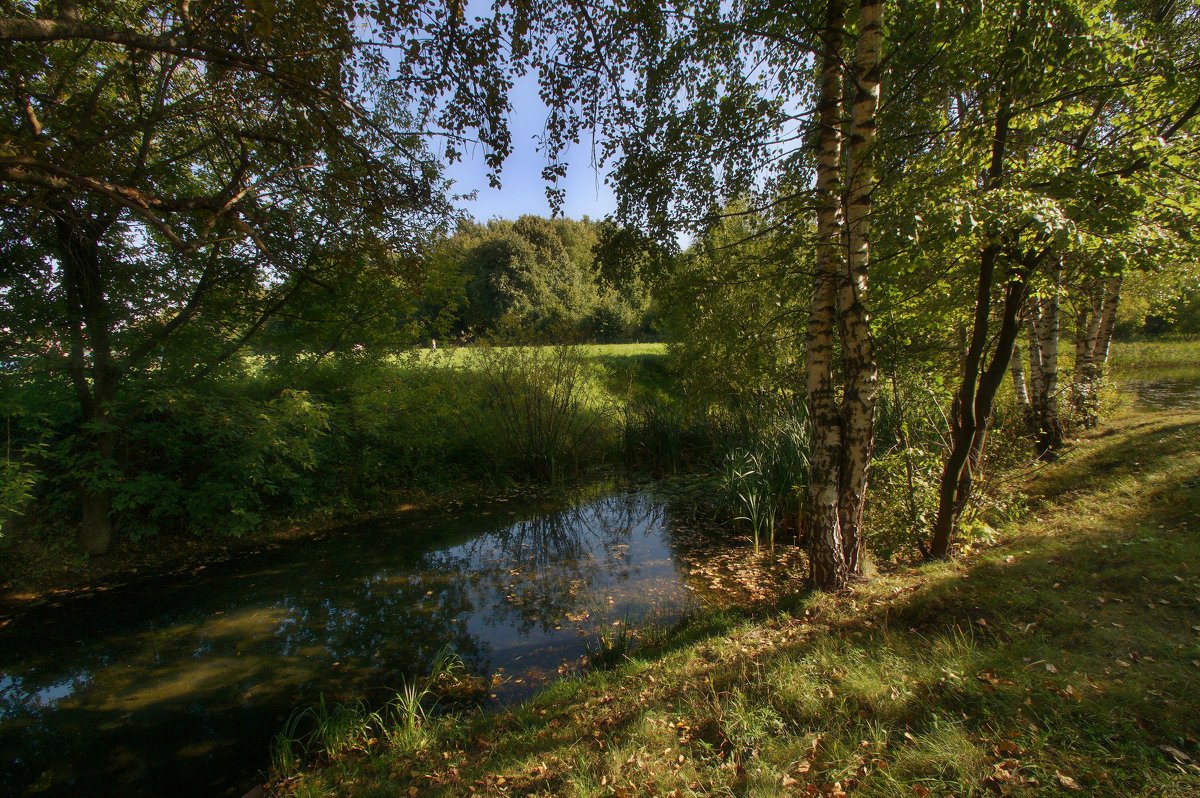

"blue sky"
[442,72,617,223]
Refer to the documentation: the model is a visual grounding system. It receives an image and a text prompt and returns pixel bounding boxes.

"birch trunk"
[837,0,883,575]
[1070,282,1103,418]
[805,0,847,591]
[1032,258,1063,456]
[1010,344,1030,413]
[1073,274,1122,427]
[1027,306,1045,418]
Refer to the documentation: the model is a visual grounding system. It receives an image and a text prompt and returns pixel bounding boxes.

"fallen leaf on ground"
[1056,771,1081,790]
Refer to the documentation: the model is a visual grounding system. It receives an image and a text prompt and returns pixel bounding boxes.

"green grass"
[1111,339,1200,374]
[410,342,667,367]
[273,408,1200,797]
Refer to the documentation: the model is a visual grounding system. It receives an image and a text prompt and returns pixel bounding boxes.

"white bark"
[837,0,884,574]
[1010,344,1030,410]
[806,0,847,591]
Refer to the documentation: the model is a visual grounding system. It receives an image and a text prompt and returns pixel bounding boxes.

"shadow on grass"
[366,413,1200,797]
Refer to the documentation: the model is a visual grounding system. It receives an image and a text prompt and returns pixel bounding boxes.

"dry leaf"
[1160,745,1192,764]
[1056,771,1081,790]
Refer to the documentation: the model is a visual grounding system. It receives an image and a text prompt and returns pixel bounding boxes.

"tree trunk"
[1010,343,1030,415]
[1026,311,1045,421]
[56,213,120,555]
[1072,283,1103,392]
[1072,274,1121,427]
[1029,257,1063,456]
[928,93,1014,559]
[805,0,847,591]
[931,262,1028,557]
[835,0,883,576]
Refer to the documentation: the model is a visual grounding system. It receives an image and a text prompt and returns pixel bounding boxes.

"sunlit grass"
[1111,338,1200,374]
[409,341,667,367]
[274,407,1200,797]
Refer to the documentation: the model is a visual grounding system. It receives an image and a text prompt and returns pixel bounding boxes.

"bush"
[460,344,616,481]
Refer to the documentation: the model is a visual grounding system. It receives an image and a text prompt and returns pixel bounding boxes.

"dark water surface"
[1124,374,1200,411]
[0,490,710,797]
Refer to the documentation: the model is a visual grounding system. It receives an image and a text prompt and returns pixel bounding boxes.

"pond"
[0,489,739,798]
[1123,373,1200,411]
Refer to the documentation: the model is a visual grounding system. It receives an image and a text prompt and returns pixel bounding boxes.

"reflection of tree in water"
[0,489,724,798]
[444,493,670,635]
[268,551,489,683]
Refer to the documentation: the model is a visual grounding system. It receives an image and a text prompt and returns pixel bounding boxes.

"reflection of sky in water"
[0,490,701,798]
[0,671,89,714]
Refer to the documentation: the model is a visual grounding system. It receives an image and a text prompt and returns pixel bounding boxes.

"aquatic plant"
[270,647,466,778]
[716,402,811,551]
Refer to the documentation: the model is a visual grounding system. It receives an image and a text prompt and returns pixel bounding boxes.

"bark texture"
[837,0,883,576]
[805,0,848,591]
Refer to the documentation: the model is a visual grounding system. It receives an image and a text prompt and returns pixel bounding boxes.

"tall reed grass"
[715,399,811,550]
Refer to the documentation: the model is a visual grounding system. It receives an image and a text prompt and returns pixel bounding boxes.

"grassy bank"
[273,408,1200,797]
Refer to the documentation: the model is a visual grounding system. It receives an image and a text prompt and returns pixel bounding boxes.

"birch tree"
[922,0,1200,556]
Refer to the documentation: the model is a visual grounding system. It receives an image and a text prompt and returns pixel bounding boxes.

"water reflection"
[0,490,703,797]
[1125,375,1200,411]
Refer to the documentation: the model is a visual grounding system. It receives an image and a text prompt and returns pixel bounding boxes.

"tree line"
[413,215,658,343]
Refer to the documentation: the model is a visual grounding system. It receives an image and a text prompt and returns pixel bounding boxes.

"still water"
[0,490,714,797]
[1124,374,1200,411]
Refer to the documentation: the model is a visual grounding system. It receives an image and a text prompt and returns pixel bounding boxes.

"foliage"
[460,343,616,481]
[0,0,567,551]
[415,216,658,343]
[660,206,808,406]
[717,404,811,552]
[0,457,36,538]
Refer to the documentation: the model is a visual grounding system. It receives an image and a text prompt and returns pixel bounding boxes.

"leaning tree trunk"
[836,0,884,576]
[928,93,1016,560]
[931,258,1029,558]
[805,0,848,591]
[56,214,119,555]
